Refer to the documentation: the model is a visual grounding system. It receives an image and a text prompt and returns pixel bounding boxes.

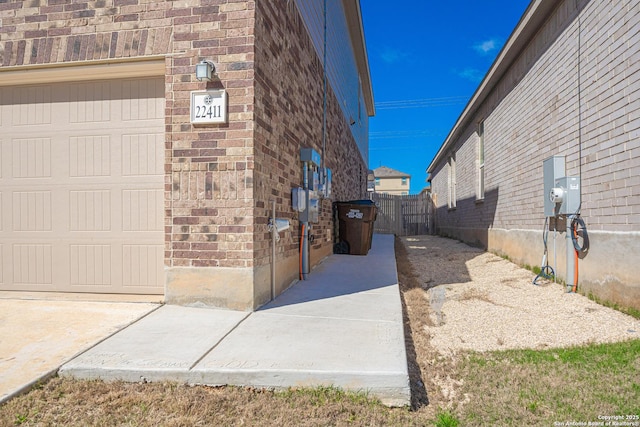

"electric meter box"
[299,148,321,223]
[554,176,580,215]
[300,148,321,167]
[543,156,565,217]
[302,196,319,223]
[292,187,306,212]
[319,167,332,199]
[293,187,319,222]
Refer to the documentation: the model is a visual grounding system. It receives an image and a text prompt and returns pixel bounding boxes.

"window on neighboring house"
[478,121,485,200]
[448,154,457,209]
[375,177,380,185]
[401,177,407,185]
[402,191,408,195]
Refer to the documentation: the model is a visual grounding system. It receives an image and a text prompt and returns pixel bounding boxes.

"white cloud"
[457,68,484,83]
[379,46,410,64]
[473,38,501,55]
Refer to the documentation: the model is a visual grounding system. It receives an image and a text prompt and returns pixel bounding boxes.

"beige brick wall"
[430,0,640,309]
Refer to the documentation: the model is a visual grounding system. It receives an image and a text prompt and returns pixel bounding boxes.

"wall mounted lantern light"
[195,60,216,82]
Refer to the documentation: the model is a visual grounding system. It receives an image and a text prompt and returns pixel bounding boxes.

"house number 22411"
[191,90,227,124]
[195,104,221,119]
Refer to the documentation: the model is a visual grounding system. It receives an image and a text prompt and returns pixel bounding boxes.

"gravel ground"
[401,235,640,355]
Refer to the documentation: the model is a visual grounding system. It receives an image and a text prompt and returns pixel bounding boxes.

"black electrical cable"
[571,215,589,259]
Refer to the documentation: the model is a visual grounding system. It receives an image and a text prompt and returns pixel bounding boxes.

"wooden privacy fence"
[371,192,433,236]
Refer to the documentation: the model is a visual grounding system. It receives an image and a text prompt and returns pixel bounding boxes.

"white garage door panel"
[0,78,165,294]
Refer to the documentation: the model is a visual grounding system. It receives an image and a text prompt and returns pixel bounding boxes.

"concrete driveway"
[0,292,160,403]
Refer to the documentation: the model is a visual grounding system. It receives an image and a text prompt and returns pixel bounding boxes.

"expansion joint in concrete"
[188,311,252,370]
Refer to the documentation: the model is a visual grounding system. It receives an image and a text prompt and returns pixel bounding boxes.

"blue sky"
[361,1,532,194]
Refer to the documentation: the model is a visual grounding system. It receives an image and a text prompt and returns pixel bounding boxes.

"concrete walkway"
[60,234,410,406]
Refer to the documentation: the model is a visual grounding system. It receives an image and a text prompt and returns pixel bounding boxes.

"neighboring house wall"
[0,0,371,310]
[373,166,411,195]
[428,0,640,309]
[375,176,410,195]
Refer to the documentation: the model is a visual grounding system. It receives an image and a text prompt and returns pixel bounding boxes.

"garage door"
[0,78,165,294]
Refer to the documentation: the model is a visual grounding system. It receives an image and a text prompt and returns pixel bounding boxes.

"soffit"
[342,0,375,116]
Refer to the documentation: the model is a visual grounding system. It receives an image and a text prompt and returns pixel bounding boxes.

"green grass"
[455,340,640,425]
[497,253,512,262]
[434,409,460,427]
[14,413,28,425]
[586,292,640,320]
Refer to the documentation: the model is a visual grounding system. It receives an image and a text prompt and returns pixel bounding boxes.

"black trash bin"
[334,200,377,255]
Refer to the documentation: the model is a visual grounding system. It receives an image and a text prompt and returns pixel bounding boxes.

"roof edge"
[427,0,559,174]
[374,166,411,178]
[342,0,375,116]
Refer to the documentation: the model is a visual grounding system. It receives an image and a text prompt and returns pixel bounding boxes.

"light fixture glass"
[196,60,215,82]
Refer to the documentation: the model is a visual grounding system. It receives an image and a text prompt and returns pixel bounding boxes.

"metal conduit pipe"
[271,199,276,300]
[302,224,310,279]
[301,160,310,279]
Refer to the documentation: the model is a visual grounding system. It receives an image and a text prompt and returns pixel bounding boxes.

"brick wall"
[0,1,173,65]
[430,0,640,309]
[166,1,256,273]
[252,0,368,287]
[1,0,368,308]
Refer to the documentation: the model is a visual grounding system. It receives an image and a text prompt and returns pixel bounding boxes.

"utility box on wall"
[553,176,580,215]
[301,197,320,223]
[543,156,565,217]
[297,148,321,223]
[300,147,321,167]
